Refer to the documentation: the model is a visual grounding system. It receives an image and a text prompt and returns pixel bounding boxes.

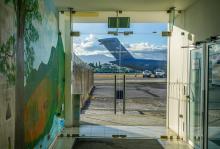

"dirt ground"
[80,73,167,126]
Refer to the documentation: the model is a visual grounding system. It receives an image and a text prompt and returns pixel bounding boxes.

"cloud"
[125,42,166,51]
[73,34,109,56]
[123,42,167,60]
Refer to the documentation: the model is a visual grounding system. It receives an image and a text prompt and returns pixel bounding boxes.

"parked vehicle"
[155,69,165,78]
[143,70,153,78]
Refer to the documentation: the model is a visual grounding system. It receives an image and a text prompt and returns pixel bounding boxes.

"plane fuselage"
[110,58,166,71]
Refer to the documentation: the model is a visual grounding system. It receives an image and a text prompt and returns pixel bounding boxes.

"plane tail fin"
[98,38,134,60]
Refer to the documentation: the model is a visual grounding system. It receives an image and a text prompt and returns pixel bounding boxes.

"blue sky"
[72,23,168,63]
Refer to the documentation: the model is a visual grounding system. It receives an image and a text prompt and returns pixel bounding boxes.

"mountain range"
[79,54,115,64]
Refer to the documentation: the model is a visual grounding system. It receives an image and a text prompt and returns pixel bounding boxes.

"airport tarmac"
[80,74,167,126]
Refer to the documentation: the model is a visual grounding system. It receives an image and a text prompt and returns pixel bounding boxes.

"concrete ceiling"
[54,0,198,11]
[61,11,169,23]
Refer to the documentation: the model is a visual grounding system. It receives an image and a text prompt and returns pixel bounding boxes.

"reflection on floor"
[73,138,163,149]
[51,125,192,149]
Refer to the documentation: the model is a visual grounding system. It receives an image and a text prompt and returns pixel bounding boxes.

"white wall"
[176,0,220,42]
[168,0,220,140]
[168,25,192,139]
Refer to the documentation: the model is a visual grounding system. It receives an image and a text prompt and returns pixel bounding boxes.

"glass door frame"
[187,44,206,149]
[114,73,126,114]
[114,33,127,115]
[204,39,220,149]
[188,39,220,149]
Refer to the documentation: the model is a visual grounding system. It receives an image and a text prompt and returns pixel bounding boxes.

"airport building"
[0,0,220,148]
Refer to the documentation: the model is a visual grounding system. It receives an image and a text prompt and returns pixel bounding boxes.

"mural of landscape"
[23,0,65,148]
[24,34,65,148]
[0,0,16,148]
[1,0,65,148]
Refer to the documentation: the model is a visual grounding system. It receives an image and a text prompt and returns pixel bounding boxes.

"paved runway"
[80,74,167,126]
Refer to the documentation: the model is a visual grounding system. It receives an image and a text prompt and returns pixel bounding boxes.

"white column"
[64,16,73,127]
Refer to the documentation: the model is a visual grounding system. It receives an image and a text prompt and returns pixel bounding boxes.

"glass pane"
[115,34,127,115]
[116,24,167,126]
[73,24,117,127]
[208,43,220,148]
[73,22,167,137]
[189,48,203,148]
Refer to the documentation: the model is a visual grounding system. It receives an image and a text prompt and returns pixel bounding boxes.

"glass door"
[112,25,167,126]
[72,23,120,126]
[207,41,220,149]
[189,47,204,148]
[73,21,167,130]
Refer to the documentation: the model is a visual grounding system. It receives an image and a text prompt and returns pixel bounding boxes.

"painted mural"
[0,0,16,84]
[24,0,42,80]
[23,0,65,148]
[0,0,16,148]
[1,0,92,148]
[24,34,65,148]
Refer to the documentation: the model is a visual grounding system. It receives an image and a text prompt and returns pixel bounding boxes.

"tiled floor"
[159,140,193,149]
[52,125,192,149]
[61,125,173,138]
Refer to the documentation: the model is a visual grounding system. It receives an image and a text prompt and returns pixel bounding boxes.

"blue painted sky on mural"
[72,23,168,63]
